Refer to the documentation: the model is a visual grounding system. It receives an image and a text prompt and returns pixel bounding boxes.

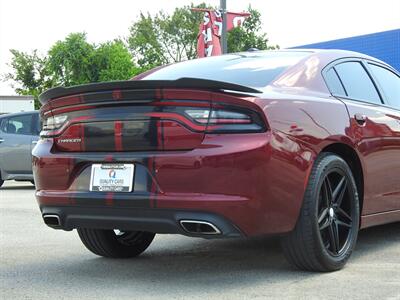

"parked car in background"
[0,111,40,187]
[33,49,400,272]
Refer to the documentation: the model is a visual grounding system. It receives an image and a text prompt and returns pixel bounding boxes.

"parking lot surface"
[1,180,399,299]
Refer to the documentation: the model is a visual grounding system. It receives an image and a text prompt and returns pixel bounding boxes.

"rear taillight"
[185,109,251,124]
[42,115,68,131]
[184,107,265,133]
[39,90,268,152]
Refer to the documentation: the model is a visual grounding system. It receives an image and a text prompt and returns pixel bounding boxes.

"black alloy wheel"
[281,153,360,272]
[317,170,354,256]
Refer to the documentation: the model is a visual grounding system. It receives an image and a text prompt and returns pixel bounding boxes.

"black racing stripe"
[68,157,78,205]
[152,158,157,208]
[159,88,165,150]
[160,120,165,149]
[121,120,157,151]
[147,118,159,149]
[83,123,116,151]
[144,157,153,193]
[76,89,157,104]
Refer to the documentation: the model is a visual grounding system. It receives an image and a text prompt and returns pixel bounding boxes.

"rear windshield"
[143,51,310,88]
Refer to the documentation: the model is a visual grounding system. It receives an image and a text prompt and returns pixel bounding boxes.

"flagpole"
[220,0,227,54]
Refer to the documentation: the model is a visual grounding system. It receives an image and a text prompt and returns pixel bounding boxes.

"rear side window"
[368,64,400,109]
[1,114,34,135]
[335,62,381,104]
[325,68,346,96]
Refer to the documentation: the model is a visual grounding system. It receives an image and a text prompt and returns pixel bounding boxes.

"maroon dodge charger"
[33,50,400,272]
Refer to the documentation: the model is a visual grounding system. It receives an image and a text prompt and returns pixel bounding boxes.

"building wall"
[0,95,35,114]
[294,29,400,71]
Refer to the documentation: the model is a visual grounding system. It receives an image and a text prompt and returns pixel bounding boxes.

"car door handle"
[0,138,4,143]
[354,113,367,125]
[32,140,38,145]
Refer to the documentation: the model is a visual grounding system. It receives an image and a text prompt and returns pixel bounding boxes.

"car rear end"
[33,79,281,237]
[33,51,315,238]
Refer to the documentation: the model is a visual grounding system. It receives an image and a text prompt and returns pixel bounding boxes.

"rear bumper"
[40,206,243,238]
[33,132,315,237]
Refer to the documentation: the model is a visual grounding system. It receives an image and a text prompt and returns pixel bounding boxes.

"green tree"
[128,3,278,71]
[128,3,208,71]
[94,40,139,82]
[227,6,279,52]
[4,50,52,109]
[5,33,138,108]
[47,32,97,86]
[5,5,277,108]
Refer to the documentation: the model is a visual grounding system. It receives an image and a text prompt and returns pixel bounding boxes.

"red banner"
[192,8,250,58]
[226,12,250,31]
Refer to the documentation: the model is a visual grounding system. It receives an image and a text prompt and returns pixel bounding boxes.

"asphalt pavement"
[1,180,399,300]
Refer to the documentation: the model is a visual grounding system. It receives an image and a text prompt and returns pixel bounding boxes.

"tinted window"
[29,113,40,135]
[368,64,400,109]
[0,118,6,131]
[143,51,310,88]
[0,118,10,133]
[325,68,346,96]
[335,62,381,104]
[1,114,33,135]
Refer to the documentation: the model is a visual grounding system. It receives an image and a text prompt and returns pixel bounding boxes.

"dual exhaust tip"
[43,214,61,227]
[43,215,222,235]
[180,220,221,235]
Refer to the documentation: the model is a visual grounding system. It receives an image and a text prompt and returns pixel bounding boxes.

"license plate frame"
[89,163,134,192]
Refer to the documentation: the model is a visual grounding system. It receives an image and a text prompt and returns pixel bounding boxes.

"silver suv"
[0,111,40,187]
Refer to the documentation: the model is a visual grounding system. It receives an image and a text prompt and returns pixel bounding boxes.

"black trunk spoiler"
[39,77,262,105]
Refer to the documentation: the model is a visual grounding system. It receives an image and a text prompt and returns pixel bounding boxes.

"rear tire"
[281,153,360,272]
[0,179,3,188]
[77,228,155,258]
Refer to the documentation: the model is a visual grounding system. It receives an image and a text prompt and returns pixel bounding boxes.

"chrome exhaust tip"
[180,220,221,235]
[43,214,61,227]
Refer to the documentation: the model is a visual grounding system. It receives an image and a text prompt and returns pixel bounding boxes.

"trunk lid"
[39,79,264,152]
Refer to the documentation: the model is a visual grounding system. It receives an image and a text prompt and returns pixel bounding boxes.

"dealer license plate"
[89,164,134,192]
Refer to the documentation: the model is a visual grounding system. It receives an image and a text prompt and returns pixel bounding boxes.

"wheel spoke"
[318,208,329,224]
[323,177,333,206]
[319,218,330,230]
[333,176,347,206]
[316,168,356,257]
[334,177,347,207]
[333,222,340,253]
[328,222,340,254]
[337,207,352,222]
[336,219,352,228]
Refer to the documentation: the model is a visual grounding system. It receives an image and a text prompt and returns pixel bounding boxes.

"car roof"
[0,111,38,119]
[243,48,392,69]
[233,49,396,95]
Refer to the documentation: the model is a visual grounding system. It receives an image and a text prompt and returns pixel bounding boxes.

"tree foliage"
[5,33,137,108]
[128,3,208,71]
[5,4,278,108]
[95,40,139,82]
[128,4,277,71]
[47,33,138,85]
[47,32,96,86]
[227,6,279,52]
[5,50,52,109]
